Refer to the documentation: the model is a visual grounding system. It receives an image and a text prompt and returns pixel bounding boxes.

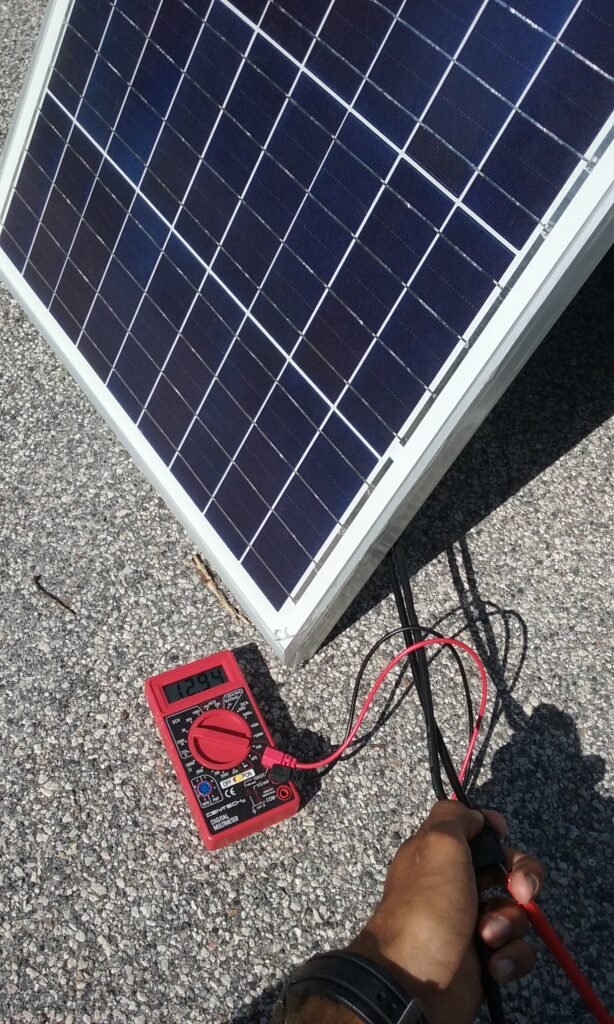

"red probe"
[263,637,614,1024]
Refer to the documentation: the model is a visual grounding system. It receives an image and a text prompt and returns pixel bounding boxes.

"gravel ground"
[1,5,613,1024]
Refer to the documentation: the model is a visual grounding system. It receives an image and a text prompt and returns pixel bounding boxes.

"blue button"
[198,780,213,796]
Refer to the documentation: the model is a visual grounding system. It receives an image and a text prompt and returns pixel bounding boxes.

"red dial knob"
[187,710,252,770]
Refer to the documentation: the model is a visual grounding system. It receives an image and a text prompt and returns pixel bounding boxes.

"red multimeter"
[145,650,300,850]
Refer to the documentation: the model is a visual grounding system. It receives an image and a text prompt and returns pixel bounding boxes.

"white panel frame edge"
[1,1,613,666]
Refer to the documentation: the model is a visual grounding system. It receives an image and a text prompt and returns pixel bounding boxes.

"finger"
[420,800,488,841]
[482,809,509,841]
[478,900,530,949]
[488,939,537,984]
[503,847,545,905]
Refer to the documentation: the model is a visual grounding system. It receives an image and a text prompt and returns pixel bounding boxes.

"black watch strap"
[280,950,428,1024]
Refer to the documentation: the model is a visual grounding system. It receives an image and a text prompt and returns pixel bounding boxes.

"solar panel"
[1,0,613,664]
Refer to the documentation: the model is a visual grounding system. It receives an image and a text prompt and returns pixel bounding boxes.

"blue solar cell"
[422,66,510,170]
[99,257,142,326]
[78,333,112,380]
[359,189,436,284]
[54,261,96,332]
[443,209,514,281]
[206,113,261,195]
[398,0,483,52]
[79,61,127,149]
[243,153,305,237]
[298,420,369,520]
[223,204,280,286]
[131,296,176,367]
[51,27,92,115]
[336,117,396,179]
[41,187,80,252]
[338,343,426,442]
[413,238,495,336]
[275,0,332,34]
[563,0,614,78]
[381,292,459,387]
[70,222,110,289]
[267,104,333,188]
[261,4,312,60]
[201,381,251,454]
[287,197,352,281]
[28,225,64,291]
[217,323,284,416]
[214,249,257,306]
[459,4,550,103]
[234,429,291,505]
[101,8,145,81]
[293,76,346,136]
[143,376,193,448]
[256,384,320,465]
[28,104,69,180]
[175,417,227,498]
[333,245,399,332]
[133,41,182,118]
[214,466,270,548]
[365,20,449,129]
[389,159,453,227]
[167,75,218,154]
[115,217,161,288]
[114,337,159,404]
[177,165,235,256]
[150,0,202,69]
[480,113,579,219]
[315,0,394,80]
[23,261,53,304]
[69,0,110,50]
[15,155,50,223]
[465,173,538,248]
[311,142,382,234]
[115,0,158,34]
[165,337,213,413]
[50,292,81,344]
[147,253,197,329]
[226,38,295,144]
[276,475,337,557]
[299,294,373,400]
[259,246,323,334]
[241,548,287,610]
[507,0,578,33]
[143,127,200,220]
[108,91,162,181]
[249,514,312,593]
[82,297,126,364]
[406,125,473,196]
[522,46,614,154]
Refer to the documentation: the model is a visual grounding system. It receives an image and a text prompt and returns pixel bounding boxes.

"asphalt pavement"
[1,4,613,1022]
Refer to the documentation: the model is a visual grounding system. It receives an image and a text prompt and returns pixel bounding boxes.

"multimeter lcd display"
[162,665,227,704]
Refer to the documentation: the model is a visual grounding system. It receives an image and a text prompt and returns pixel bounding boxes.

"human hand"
[348,801,544,1024]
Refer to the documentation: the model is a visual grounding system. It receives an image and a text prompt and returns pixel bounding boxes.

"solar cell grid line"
[16,3,116,278]
[493,0,611,68]
[197,0,407,530]
[91,1,217,387]
[54,2,522,412]
[41,4,175,339]
[7,112,380,502]
[37,87,392,464]
[218,0,523,250]
[325,0,589,429]
[48,18,503,402]
[244,0,492,558]
[366,0,601,164]
[39,67,391,464]
[144,0,337,457]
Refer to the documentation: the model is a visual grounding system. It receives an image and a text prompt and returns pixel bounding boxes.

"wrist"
[347,920,439,1023]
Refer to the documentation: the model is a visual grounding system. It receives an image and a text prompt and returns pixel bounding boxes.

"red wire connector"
[261,748,298,771]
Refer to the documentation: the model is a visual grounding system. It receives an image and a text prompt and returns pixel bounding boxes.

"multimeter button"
[197,780,213,796]
[188,710,252,770]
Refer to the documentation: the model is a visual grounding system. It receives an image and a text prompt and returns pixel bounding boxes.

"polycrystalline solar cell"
[1,0,613,635]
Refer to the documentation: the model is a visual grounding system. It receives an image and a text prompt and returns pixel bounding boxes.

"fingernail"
[483,915,512,946]
[525,873,539,898]
[492,958,515,983]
